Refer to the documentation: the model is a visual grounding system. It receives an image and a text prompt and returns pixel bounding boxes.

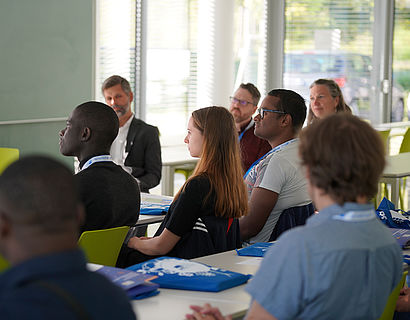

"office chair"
[78,226,130,267]
[0,147,19,174]
[398,128,410,208]
[269,203,315,241]
[378,271,407,320]
[0,255,10,273]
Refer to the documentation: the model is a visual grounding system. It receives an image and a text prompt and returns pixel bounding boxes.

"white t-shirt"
[244,139,311,242]
[110,114,133,174]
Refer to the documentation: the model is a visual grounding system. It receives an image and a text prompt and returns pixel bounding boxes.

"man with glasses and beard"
[229,83,271,172]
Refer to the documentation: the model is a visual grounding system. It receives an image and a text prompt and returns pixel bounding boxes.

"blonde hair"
[175,106,248,218]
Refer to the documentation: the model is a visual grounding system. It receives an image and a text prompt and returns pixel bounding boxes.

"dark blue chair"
[269,203,315,241]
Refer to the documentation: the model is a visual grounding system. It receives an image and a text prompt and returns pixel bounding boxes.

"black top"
[76,161,140,232]
[156,175,216,236]
[155,175,241,259]
[116,175,241,267]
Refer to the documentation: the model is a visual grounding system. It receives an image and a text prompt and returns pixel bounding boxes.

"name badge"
[332,210,376,222]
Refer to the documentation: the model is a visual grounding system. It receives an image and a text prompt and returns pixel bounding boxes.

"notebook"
[88,263,160,298]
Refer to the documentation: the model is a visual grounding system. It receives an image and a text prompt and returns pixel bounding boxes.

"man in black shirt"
[59,101,140,232]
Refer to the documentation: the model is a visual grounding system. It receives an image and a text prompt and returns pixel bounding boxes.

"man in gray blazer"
[102,75,162,193]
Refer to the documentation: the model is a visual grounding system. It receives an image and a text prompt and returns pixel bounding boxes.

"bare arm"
[127,228,180,256]
[239,187,278,241]
[396,287,410,312]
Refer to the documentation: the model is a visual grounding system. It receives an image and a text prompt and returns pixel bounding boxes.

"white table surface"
[380,152,410,206]
[161,145,198,196]
[131,249,262,320]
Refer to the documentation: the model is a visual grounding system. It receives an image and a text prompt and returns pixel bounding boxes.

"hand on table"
[396,287,410,312]
[185,304,231,320]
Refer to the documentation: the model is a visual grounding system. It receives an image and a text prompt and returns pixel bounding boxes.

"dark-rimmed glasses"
[257,108,286,119]
[229,96,255,107]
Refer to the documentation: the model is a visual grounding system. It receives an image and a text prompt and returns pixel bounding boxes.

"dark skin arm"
[239,187,278,241]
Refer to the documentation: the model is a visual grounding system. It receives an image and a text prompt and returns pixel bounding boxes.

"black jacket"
[125,118,162,192]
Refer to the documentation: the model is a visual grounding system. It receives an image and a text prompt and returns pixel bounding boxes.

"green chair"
[78,226,130,267]
[0,147,19,174]
[399,128,410,154]
[376,130,391,205]
[379,129,391,153]
[175,165,195,180]
[378,271,407,320]
[398,128,410,208]
[0,255,10,272]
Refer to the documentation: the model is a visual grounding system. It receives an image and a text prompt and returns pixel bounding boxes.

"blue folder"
[127,256,251,292]
[236,242,273,257]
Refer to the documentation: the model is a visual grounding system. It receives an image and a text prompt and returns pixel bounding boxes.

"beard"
[112,104,129,117]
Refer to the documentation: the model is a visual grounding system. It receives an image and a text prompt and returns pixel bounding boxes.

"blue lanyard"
[80,155,113,171]
[238,120,254,141]
[243,138,298,179]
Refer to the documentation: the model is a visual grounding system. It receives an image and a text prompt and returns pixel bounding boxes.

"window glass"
[284,1,374,120]
[232,0,266,95]
[96,0,135,102]
[142,0,198,146]
[393,0,410,122]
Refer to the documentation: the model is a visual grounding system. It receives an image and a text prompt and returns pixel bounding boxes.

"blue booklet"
[236,242,273,257]
[390,228,410,249]
[88,263,159,298]
[127,257,251,292]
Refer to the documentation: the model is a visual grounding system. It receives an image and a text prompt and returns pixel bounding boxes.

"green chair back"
[0,255,10,273]
[378,130,391,153]
[397,128,410,208]
[399,128,410,153]
[378,271,408,320]
[0,148,19,174]
[78,226,130,267]
[400,128,410,154]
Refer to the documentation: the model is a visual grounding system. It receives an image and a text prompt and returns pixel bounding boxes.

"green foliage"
[395,71,410,91]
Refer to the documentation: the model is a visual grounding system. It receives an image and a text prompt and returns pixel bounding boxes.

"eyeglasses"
[257,108,286,119]
[229,96,255,107]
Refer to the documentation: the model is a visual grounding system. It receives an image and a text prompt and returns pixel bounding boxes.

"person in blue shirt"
[187,113,402,320]
[0,155,136,319]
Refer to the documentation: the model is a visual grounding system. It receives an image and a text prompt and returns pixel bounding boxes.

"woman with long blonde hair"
[120,106,248,266]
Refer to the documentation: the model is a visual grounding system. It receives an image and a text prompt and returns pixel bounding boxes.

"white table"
[131,250,262,320]
[161,145,198,196]
[380,152,410,206]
